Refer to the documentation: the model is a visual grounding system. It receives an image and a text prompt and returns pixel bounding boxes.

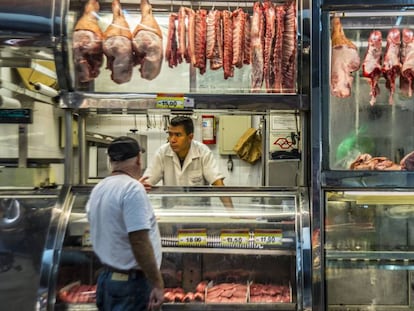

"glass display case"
[0,187,66,311]
[325,190,414,311]
[320,5,414,172]
[46,186,310,311]
[311,1,414,311]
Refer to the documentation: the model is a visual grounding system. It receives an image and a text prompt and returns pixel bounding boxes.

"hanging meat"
[194,9,208,74]
[263,1,276,92]
[361,30,382,106]
[273,5,286,93]
[250,2,264,92]
[132,0,163,80]
[401,28,414,97]
[222,10,234,79]
[206,9,223,70]
[72,0,104,83]
[243,14,251,65]
[381,28,401,104]
[282,0,297,93]
[177,7,187,64]
[330,17,360,98]
[232,8,246,69]
[186,8,196,66]
[165,13,178,68]
[102,0,133,84]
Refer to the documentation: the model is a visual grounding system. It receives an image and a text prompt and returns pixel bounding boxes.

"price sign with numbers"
[178,229,207,246]
[254,229,282,245]
[220,229,250,246]
[156,93,185,109]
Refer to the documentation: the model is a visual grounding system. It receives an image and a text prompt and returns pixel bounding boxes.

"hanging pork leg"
[72,0,104,83]
[132,0,163,80]
[330,17,360,98]
[362,30,382,105]
[103,0,133,84]
[382,28,401,104]
[401,28,414,97]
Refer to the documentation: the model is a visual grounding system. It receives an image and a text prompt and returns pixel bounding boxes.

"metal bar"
[17,124,28,168]
[64,110,73,185]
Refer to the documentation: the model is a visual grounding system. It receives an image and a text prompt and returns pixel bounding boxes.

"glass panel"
[0,192,59,310]
[57,189,298,307]
[67,0,299,94]
[324,9,414,170]
[325,190,414,310]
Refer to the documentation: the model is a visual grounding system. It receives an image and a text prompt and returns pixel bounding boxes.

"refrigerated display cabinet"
[43,186,311,311]
[324,190,414,311]
[311,1,414,311]
[0,0,310,111]
[0,186,69,311]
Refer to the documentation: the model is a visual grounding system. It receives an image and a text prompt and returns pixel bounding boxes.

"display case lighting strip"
[331,10,414,18]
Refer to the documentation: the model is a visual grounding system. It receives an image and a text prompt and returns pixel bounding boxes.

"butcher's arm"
[129,230,164,309]
[212,179,234,209]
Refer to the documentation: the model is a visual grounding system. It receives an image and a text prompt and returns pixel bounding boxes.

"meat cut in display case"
[321,5,414,174]
[311,1,414,311]
[44,186,310,311]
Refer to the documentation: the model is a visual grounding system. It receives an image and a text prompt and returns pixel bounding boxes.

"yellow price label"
[156,94,185,109]
[178,229,207,246]
[254,229,282,245]
[220,229,250,245]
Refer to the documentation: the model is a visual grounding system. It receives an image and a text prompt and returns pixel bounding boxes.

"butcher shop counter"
[43,185,311,311]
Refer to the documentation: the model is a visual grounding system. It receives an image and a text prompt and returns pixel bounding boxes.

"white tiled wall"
[86,113,263,186]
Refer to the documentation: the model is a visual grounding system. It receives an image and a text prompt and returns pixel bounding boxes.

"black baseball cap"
[107,136,140,161]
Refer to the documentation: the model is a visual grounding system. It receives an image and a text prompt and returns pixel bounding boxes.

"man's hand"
[139,176,152,192]
[147,286,164,310]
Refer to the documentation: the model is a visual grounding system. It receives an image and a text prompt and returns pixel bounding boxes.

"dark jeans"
[96,269,151,311]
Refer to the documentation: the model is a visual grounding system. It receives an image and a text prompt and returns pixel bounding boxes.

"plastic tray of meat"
[248,282,292,303]
[58,281,97,308]
[163,280,208,304]
[205,282,248,304]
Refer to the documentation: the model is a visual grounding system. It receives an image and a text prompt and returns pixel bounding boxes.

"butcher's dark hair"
[170,116,194,135]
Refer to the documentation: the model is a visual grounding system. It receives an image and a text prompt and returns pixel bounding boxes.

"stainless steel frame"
[311,1,414,310]
[52,185,312,311]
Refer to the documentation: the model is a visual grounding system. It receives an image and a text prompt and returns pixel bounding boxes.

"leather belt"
[103,265,145,279]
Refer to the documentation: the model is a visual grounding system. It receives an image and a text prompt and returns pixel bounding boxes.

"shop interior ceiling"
[70,0,302,12]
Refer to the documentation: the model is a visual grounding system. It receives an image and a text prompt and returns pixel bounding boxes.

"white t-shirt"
[86,174,162,270]
[143,140,224,186]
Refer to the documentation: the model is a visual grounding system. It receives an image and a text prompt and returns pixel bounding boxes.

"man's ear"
[136,155,141,166]
[189,133,194,140]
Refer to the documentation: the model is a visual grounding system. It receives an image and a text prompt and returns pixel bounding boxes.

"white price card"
[254,229,283,245]
[178,229,207,246]
[220,229,250,246]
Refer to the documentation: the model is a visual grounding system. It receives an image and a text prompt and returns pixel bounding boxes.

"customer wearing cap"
[142,116,233,208]
[86,136,164,311]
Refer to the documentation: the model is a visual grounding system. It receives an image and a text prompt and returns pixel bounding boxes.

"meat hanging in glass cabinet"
[132,0,163,80]
[73,0,104,83]
[330,16,361,98]
[102,0,134,84]
[362,30,382,106]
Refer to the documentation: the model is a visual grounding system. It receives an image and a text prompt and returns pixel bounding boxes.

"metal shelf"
[321,170,414,189]
[60,92,308,112]
[162,247,295,256]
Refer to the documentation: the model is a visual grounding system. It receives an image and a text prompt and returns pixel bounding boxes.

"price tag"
[156,94,185,109]
[178,229,207,246]
[254,229,282,245]
[220,229,250,246]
